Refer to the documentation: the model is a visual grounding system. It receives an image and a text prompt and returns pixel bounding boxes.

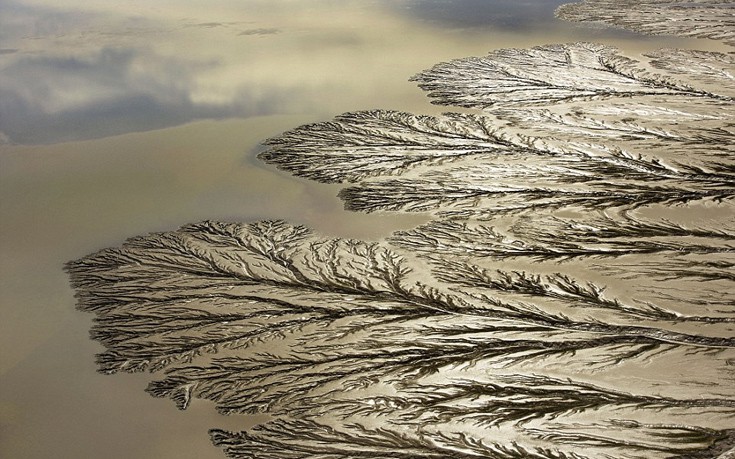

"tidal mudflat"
[3,0,734,458]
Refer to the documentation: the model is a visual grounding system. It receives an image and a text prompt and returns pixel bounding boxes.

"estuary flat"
[1,1,733,458]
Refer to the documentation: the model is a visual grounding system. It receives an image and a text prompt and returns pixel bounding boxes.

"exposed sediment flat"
[67,11,735,459]
[68,219,735,459]
[266,45,734,220]
[556,0,735,47]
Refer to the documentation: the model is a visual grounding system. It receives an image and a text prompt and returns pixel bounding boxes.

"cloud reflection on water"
[0,46,310,143]
[0,0,578,145]
[0,1,327,144]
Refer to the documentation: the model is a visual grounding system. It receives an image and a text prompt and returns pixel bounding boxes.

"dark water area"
[0,1,732,458]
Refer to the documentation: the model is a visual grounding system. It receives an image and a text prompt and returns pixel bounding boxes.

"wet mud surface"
[66,5,735,456]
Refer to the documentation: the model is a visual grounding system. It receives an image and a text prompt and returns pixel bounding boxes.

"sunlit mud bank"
[556,0,735,46]
[67,2,735,458]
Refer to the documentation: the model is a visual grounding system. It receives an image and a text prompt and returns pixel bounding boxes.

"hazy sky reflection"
[0,0,578,145]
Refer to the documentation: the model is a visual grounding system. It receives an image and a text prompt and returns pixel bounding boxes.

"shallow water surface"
[0,1,731,458]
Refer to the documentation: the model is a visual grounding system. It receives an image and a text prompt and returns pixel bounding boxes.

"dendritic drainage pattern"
[67,3,735,458]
